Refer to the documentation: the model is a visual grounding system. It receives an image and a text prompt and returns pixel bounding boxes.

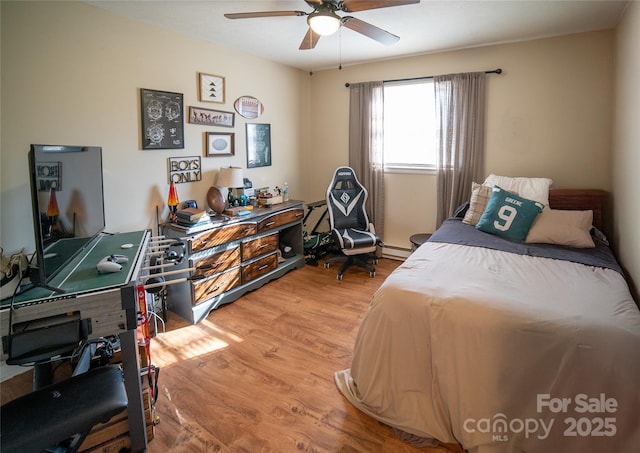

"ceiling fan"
[224,0,420,50]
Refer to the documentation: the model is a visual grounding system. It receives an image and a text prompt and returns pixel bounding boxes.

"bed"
[335,185,640,453]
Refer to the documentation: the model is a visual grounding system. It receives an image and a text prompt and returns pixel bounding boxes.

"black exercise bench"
[1,364,128,453]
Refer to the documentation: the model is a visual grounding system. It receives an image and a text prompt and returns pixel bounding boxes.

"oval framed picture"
[234,96,264,119]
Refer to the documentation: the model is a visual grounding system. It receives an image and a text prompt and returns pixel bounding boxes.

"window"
[383,80,436,172]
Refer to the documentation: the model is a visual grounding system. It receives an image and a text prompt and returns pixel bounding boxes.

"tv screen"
[28,145,106,290]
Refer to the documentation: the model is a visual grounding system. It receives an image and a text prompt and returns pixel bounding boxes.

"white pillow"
[483,174,553,208]
[525,209,595,248]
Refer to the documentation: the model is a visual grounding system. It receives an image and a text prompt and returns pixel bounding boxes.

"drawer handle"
[200,261,224,269]
[264,221,275,227]
[258,265,269,271]
[258,244,270,249]
[295,212,303,217]
[212,281,225,291]
[243,228,254,233]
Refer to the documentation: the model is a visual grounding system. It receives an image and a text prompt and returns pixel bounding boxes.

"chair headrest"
[330,167,360,192]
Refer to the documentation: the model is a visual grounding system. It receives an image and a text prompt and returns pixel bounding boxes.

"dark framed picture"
[140,88,184,150]
[246,123,271,168]
[206,132,235,157]
[198,72,225,103]
[36,161,61,191]
[189,106,234,127]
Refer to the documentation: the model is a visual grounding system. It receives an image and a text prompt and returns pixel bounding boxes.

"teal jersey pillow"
[476,186,544,241]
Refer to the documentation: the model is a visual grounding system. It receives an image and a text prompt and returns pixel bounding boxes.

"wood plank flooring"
[1,258,465,453]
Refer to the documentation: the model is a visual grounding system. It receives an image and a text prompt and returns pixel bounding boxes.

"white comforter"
[335,241,640,452]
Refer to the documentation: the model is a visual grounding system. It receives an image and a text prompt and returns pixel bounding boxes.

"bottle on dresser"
[283,182,289,202]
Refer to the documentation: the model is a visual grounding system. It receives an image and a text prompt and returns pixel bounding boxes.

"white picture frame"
[198,72,225,103]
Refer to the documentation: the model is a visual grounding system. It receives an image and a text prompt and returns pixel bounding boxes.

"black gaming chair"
[324,166,381,280]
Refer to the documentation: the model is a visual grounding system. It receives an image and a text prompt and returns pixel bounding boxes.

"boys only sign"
[168,156,202,183]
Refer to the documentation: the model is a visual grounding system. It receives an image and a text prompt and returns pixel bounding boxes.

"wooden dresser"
[163,201,305,324]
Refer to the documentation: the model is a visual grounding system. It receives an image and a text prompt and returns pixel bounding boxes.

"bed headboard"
[548,188,608,235]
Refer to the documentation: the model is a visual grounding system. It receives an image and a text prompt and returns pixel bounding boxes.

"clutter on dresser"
[206,186,226,215]
[256,187,284,207]
[224,205,254,216]
[175,207,211,227]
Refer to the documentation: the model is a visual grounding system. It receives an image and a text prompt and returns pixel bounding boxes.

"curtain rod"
[344,68,502,87]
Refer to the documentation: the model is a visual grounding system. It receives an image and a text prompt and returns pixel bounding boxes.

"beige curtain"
[434,72,487,227]
[348,81,385,240]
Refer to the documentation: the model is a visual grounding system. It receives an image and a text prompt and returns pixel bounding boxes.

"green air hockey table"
[0,230,152,452]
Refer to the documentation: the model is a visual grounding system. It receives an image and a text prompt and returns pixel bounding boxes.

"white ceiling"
[88,0,629,72]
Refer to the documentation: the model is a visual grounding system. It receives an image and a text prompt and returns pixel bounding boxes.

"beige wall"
[306,31,615,249]
[1,1,309,254]
[613,1,640,300]
[1,2,636,295]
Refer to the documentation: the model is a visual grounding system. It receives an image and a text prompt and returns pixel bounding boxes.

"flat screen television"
[27,144,106,292]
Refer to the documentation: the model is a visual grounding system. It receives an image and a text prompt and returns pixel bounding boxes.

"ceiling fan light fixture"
[308,11,341,36]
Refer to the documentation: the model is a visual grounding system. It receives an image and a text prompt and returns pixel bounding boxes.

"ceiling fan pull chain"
[339,27,343,70]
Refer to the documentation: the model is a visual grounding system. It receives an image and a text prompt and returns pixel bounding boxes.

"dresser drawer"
[257,208,304,232]
[190,222,256,252]
[192,267,241,305]
[241,232,278,261]
[191,246,240,278]
[241,252,278,284]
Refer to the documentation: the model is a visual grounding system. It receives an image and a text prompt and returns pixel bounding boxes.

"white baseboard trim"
[381,246,410,261]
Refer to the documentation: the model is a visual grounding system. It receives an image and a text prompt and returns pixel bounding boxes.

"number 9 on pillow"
[476,186,544,241]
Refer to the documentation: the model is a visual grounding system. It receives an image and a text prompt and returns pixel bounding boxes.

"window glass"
[383,81,436,171]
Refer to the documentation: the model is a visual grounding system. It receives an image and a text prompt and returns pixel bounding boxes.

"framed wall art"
[140,88,184,150]
[198,72,225,103]
[168,156,202,184]
[235,95,264,119]
[246,123,271,168]
[189,106,234,127]
[36,161,61,191]
[206,132,235,157]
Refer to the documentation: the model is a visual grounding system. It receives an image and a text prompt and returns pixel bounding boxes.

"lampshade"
[308,11,341,36]
[216,167,244,189]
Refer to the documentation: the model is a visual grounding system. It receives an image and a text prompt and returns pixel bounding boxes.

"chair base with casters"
[324,248,379,280]
[0,364,128,453]
[324,225,382,280]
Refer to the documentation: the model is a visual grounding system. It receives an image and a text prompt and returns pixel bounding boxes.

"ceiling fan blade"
[299,28,321,50]
[224,11,307,20]
[342,16,399,45]
[341,0,419,13]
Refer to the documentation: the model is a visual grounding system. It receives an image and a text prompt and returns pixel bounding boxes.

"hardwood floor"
[148,258,462,453]
[1,258,465,453]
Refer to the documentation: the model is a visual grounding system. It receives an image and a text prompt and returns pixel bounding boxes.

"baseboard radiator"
[381,245,410,261]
